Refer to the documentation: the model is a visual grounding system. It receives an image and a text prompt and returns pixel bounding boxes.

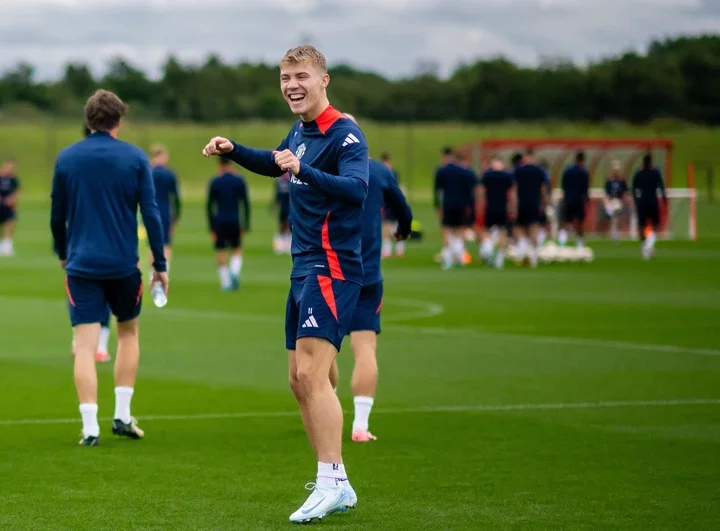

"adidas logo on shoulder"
[302,315,319,328]
[342,133,360,147]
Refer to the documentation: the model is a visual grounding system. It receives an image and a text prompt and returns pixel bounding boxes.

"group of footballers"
[50,45,414,524]
[433,145,667,268]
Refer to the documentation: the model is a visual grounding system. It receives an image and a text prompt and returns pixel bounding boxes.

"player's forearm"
[296,164,367,206]
[227,143,285,177]
[139,206,167,272]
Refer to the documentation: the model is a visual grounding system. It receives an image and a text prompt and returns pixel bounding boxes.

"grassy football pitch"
[0,200,719,530]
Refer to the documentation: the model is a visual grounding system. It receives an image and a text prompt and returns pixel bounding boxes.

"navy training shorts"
[65,271,143,326]
[285,274,361,352]
[347,281,383,334]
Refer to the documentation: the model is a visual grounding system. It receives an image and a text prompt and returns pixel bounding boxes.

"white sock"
[382,239,392,255]
[558,229,568,246]
[114,386,133,423]
[538,228,547,247]
[647,231,656,249]
[495,249,505,269]
[230,254,242,277]
[529,246,538,267]
[317,462,347,489]
[480,238,493,259]
[441,247,453,269]
[218,266,231,289]
[576,237,584,248]
[98,326,110,353]
[79,403,99,438]
[517,237,529,259]
[352,396,374,432]
[450,237,465,263]
[395,240,406,255]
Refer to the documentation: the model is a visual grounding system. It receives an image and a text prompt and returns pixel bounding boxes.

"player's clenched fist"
[202,137,234,157]
[273,149,300,175]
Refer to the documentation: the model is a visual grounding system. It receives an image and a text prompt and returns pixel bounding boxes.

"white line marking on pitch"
[2,295,719,358]
[1,398,718,426]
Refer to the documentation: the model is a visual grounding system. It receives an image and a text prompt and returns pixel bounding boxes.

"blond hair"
[280,45,327,72]
[150,144,167,158]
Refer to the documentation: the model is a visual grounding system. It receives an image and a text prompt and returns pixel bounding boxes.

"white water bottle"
[151,281,167,308]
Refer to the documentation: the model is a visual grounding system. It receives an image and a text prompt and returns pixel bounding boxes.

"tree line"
[1,35,719,125]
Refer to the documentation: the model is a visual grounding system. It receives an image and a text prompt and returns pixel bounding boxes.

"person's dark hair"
[442,146,453,156]
[84,89,128,132]
[643,153,652,168]
[380,151,391,162]
[576,151,585,163]
[511,152,523,165]
[219,157,232,167]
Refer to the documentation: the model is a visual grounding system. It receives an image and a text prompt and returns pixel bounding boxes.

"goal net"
[458,138,697,240]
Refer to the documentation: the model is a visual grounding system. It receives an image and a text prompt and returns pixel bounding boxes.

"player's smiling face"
[280,60,329,120]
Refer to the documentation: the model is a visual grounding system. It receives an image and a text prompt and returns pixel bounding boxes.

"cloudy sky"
[0,0,718,80]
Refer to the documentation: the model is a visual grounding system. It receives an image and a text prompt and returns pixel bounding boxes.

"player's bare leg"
[329,358,339,393]
[558,222,570,246]
[573,219,585,248]
[112,317,144,439]
[527,224,540,267]
[229,248,242,289]
[513,225,528,264]
[350,331,378,441]
[74,323,101,444]
[289,349,317,454]
[215,249,232,291]
[294,337,344,463]
[288,337,355,522]
[494,227,508,269]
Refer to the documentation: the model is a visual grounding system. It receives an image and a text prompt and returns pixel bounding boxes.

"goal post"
[457,138,697,240]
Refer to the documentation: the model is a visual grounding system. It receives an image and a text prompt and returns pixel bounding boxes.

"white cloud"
[0,0,716,80]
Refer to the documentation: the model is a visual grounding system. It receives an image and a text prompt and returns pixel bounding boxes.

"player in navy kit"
[149,145,181,275]
[0,157,20,256]
[478,158,515,268]
[327,114,413,442]
[273,172,291,254]
[202,46,367,523]
[51,90,167,446]
[206,157,251,290]
[434,150,478,269]
[632,153,667,259]
[512,150,548,267]
[559,151,590,248]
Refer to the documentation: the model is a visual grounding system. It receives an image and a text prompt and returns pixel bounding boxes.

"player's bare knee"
[116,318,139,339]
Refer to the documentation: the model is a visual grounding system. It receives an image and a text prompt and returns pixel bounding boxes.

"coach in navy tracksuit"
[50,89,167,446]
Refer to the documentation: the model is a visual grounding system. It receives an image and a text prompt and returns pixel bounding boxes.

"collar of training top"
[301,105,345,135]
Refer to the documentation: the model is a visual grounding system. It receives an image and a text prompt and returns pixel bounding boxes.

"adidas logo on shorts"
[302,315,319,328]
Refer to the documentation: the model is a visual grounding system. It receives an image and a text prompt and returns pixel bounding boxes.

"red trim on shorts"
[65,275,75,307]
[321,211,345,280]
[317,275,338,321]
[315,105,345,135]
[136,281,143,306]
[376,296,383,314]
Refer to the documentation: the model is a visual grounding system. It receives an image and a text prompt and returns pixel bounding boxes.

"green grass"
[1,120,719,199]
[0,198,719,529]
